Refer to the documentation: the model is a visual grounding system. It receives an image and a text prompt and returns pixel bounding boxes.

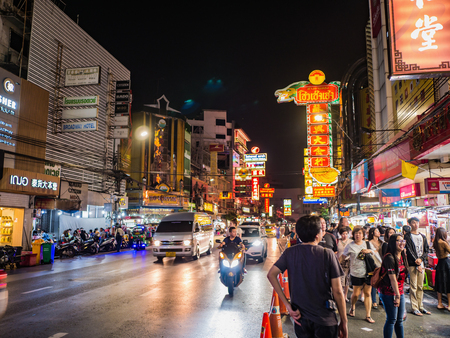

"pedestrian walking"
[432,227,450,310]
[267,215,347,338]
[378,234,408,338]
[382,228,396,256]
[338,226,352,302]
[404,217,431,316]
[368,227,383,309]
[115,225,125,252]
[343,226,377,323]
[318,216,338,254]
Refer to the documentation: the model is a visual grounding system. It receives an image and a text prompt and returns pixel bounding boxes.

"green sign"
[62,95,99,107]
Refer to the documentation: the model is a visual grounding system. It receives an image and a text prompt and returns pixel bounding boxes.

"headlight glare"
[253,240,262,246]
[183,240,191,246]
[154,240,161,246]
[231,260,239,268]
[223,260,230,268]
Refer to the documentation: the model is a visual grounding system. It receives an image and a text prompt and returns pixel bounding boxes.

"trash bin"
[20,253,37,267]
[32,239,44,264]
[41,243,55,264]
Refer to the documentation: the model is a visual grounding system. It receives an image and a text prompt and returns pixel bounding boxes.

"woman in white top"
[337,226,352,302]
[342,226,378,324]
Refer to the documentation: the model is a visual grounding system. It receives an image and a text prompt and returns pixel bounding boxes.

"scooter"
[98,237,117,252]
[79,238,99,255]
[55,240,79,258]
[0,246,19,269]
[216,241,245,297]
[131,239,147,250]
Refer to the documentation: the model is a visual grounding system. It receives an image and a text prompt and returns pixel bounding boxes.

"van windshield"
[156,221,193,233]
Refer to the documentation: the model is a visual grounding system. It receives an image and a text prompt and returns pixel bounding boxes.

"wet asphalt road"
[1,238,450,337]
[0,237,285,338]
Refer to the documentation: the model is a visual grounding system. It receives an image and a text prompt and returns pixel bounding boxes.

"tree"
[223,211,238,224]
[320,207,330,221]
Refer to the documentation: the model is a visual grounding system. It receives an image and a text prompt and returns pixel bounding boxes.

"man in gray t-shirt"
[267,216,347,338]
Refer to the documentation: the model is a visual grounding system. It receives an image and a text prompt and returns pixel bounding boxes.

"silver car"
[240,225,268,263]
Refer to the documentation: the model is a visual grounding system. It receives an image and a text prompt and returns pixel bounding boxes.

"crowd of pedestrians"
[268,215,450,338]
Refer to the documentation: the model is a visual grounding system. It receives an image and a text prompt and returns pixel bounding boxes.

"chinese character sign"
[251,177,259,201]
[389,0,450,79]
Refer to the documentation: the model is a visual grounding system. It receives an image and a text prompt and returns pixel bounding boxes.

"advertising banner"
[62,95,99,106]
[425,177,450,194]
[373,141,410,184]
[62,121,97,132]
[313,187,335,197]
[65,66,100,87]
[400,183,421,199]
[351,161,368,194]
[388,0,450,79]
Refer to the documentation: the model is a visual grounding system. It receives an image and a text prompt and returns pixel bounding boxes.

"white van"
[152,212,214,261]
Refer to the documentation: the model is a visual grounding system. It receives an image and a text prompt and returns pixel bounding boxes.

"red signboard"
[261,193,273,198]
[308,124,330,135]
[313,186,335,197]
[309,157,331,168]
[251,177,259,200]
[251,169,266,177]
[307,113,331,124]
[400,183,421,199]
[308,135,330,146]
[209,144,225,152]
[309,146,330,157]
[265,198,270,213]
[373,141,410,184]
[371,0,382,38]
[307,103,329,114]
[260,187,275,193]
[388,0,450,79]
[295,83,339,104]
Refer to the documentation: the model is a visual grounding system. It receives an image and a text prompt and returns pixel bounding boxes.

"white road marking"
[105,269,119,274]
[48,333,68,338]
[22,286,53,294]
[361,327,373,331]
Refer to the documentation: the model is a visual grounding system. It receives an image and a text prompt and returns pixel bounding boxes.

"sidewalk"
[280,288,450,337]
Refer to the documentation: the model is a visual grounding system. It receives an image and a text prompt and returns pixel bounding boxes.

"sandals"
[348,308,355,317]
[372,303,378,309]
[412,310,423,316]
[365,317,375,324]
[437,306,448,310]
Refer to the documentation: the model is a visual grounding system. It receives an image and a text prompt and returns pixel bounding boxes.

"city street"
[0,238,449,337]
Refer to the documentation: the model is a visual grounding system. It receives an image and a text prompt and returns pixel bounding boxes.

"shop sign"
[295,83,340,105]
[260,187,275,193]
[65,66,101,87]
[302,197,327,204]
[44,162,61,177]
[209,144,224,152]
[114,115,129,127]
[251,177,259,200]
[379,189,401,206]
[0,168,60,196]
[265,198,270,213]
[62,95,99,107]
[309,157,330,168]
[61,108,98,119]
[3,78,14,93]
[373,141,410,184]
[424,177,450,194]
[309,146,330,157]
[62,121,97,132]
[204,202,213,212]
[261,193,273,198]
[244,153,267,162]
[351,161,368,194]
[220,191,232,199]
[245,162,265,169]
[308,124,330,135]
[112,128,129,139]
[115,91,131,102]
[251,169,266,177]
[410,102,450,159]
[116,80,130,91]
[371,0,382,38]
[400,183,421,199]
[283,199,292,216]
[307,112,331,124]
[118,196,128,209]
[242,207,250,214]
[313,186,335,197]
[308,135,330,146]
[388,0,450,80]
[143,190,180,207]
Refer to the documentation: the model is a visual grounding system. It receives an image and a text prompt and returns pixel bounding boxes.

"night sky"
[62,1,369,188]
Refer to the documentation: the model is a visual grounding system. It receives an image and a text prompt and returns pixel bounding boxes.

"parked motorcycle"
[216,241,245,297]
[55,240,79,258]
[98,237,117,252]
[0,246,21,269]
[79,238,99,255]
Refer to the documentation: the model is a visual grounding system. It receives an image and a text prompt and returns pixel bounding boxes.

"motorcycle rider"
[218,226,247,273]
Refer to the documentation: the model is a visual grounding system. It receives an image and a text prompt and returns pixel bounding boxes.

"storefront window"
[0,207,24,247]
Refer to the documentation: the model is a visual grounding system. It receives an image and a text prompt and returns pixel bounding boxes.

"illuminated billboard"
[388,0,450,79]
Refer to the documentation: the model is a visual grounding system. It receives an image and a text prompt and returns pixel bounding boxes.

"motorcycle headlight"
[219,252,225,259]
[253,240,262,246]
[154,240,161,247]
[231,260,239,268]
[223,260,230,268]
[183,240,191,246]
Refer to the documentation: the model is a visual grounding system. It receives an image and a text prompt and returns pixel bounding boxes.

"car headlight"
[183,240,191,246]
[223,260,230,268]
[231,260,239,268]
[253,240,262,246]
[154,240,161,246]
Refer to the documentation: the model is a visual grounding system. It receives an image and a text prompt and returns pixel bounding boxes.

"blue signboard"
[303,197,328,204]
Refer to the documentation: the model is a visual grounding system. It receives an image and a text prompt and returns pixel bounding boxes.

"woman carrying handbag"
[377,234,409,338]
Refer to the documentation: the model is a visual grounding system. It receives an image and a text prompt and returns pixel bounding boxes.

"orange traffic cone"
[278,274,288,315]
[260,312,272,338]
[269,290,287,338]
[282,270,290,301]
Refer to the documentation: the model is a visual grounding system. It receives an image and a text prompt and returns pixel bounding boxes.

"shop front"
[0,168,60,249]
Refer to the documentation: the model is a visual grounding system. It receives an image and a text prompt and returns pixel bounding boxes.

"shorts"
[351,275,370,287]
[340,266,350,287]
